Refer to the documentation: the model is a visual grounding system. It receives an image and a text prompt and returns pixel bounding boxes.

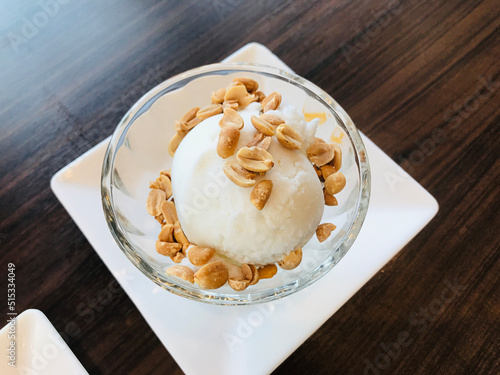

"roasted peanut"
[156,175,172,198]
[147,189,166,216]
[223,161,257,188]
[250,180,273,210]
[168,133,184,156]
[156,240,182,256]
[175,120,190,136]
[196,103,223,120]
[211,88,226,104]
[315,137,326,144]
[180,107,200,123]
[155,214,165,225]
[217,126,240,159]
[233,77,259,92]
[224,84,254,109]
[254,91,266,102]
[219,107,244,129]
[176,117,201,135]
[173,221,189,244]
[166,265,194,283]
[276,124,302,150]
[261,92,282,112]
[242,264,259,285]
[222,100,238,111]
[331,144,342,171]
[259,113,284,126]
[251,115,275,136]
[258,264,278,279]
[321,165,336,180]
[236,147,274,172]
[170,251,185,263]
[278,248,302,270]
[228,278,251,291]
[188,246,215,266]
[324,190,338,206]
[324,171,346,195]
[160,169,171,179]
[313,164,323,180]
[247,132,271,150]
[158,224,174,242]
[316,223,337,243]
[161,200,178,225]
[194,261,229,289]
[307,143,334,166]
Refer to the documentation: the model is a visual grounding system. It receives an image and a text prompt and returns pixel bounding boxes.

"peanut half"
[161,200,178,225]
[278,248,302,270]
[211,88,226,104]
[233,77,259,92]
[223,160,257,188]
[261,92,282,112]
[254,91,266,102]
[250,180,273,210]
[236,147,274,172]
[251,115,275,136]
[307,143,334,166]
[324,171,346,195]
[228,278,251,291]
[276,124,303,150]
[155,175,172,198]
[168,133,184,156]
[222,100,238,111]
[321,165,336,180]
[258,264,278,279]
[219,107,244,129]
[324,190,338,206]
[331,144,342,171]
[166,265,195,283]
[196,103,223,120]
[194,261,229,289]
[259,113,284,126]
[158,224,174,242]
[247,132,271,150]
[217,126,240,159]
[156,240,182,256]
[242,264,259,285]
[173,221,189,244]
[188,246,215,266]
[180,107,200,123]
[224,84,254,109]
[175,117,201,136]
[170,251,185,263]
[316,223,337,243]
[147,189,166,216]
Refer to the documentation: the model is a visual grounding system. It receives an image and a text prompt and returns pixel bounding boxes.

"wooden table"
[1,1,498,374]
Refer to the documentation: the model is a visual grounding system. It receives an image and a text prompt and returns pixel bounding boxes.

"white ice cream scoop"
[172,102,324,265]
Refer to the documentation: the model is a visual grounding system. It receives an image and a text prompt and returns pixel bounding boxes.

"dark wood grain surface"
[1,1,499,374]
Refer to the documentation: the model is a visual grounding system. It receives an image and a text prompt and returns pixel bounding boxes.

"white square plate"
[50,43,438,375]
[0,309,88,375]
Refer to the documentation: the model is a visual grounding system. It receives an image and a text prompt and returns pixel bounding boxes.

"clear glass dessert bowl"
[101,63,370,305]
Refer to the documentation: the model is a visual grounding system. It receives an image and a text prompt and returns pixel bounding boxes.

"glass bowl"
[101,63,370,305]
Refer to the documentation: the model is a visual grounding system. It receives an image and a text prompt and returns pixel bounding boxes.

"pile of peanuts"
[146,78,346,291]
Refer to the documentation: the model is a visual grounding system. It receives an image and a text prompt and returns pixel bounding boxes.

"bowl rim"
[101,62,371,305]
